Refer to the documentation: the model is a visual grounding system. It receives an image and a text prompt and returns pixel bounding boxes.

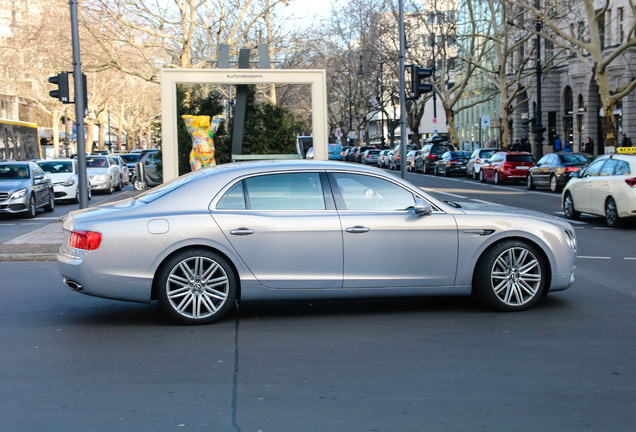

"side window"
[600,159,617,176]
[615,161,630,175]
[583,159,605,177]
[332,173,415,211]
[217,181,246,210]
[537,155,549,165]
[245,173,325,210]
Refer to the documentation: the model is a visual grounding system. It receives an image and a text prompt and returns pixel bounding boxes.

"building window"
[619,8,625,43]
[598,12,605,50]
[545,39,554,68]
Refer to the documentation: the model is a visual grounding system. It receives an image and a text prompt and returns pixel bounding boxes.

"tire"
[133,176,147,191]
[563,192,580,220]
[549,174,560,193]
[443,166,449,177]
[479,170,486,183]
[44,190,55,212]
[434,166,440,176]
[605,197,623,228]
[473,239,547,311]
[473,168,479,180]
[115,178,122,191]
[494,171,500,184]
[526,174,536,190]
[107,179,114,194]
[24,194,36,218]
[157,248,237,325]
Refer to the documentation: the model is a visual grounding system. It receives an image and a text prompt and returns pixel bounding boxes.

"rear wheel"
[605,197,623,228]
[549,174,560,193]
[473,240,547,311]
[157,249,237,325]
[494,171,500,184]
[44,190,55,212]
[563,192,580,220]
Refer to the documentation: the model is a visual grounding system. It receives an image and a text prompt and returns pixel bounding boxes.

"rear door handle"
[346,226,370,234]
[230,228,254,236]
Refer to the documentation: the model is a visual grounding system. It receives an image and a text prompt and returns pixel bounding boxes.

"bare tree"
[515,0,636,147]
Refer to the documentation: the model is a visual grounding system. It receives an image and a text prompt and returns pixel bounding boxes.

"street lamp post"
[533,0,546,159]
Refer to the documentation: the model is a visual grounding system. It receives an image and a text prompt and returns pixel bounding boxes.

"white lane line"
[593,227,615,230]
[625,257,636,261]
[578,256,611,259]
[420,188,468,199]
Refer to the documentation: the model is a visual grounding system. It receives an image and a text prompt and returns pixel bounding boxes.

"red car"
[479,151,534,184]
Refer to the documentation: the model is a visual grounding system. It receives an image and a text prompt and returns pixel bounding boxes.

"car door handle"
[230,228,254,236]
[346,226,370,234]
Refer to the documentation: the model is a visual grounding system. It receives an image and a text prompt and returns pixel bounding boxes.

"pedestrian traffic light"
[408,65,433,100]
[48,72,70,103]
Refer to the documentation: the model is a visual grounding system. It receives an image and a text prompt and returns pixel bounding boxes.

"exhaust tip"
[65,279,83,291]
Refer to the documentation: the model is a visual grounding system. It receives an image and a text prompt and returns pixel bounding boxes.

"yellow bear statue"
[182,114,225,170]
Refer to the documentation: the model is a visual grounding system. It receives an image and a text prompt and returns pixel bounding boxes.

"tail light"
[625,178,636,187]
[503,163,514,169]
[69,230,102,250]
[476,158,481,164]
[427,154,436,159]
[565,167,580,173]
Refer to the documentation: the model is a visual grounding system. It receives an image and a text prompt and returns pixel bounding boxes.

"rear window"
[119,154,140,163]
[432,145,453,154]
[507,155,533,163]
[450,152,469,158]
[479,150,496,158]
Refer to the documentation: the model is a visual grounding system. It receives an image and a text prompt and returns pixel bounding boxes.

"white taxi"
[562,148,636,227]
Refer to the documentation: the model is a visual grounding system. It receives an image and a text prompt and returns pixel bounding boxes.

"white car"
[86,155,121,194]
[467,148,497,179]
[37,158,91,202]
[562,152,636,227]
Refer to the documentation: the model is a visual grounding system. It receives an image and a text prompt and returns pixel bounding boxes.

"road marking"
[625,257,636,261]
[552,216,587,225]
[420,187,468,199]
[593,227,615,230]
[578,256,611,259]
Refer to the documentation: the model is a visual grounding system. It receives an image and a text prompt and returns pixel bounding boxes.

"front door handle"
[346,226,370,234]
[230,228,255,236]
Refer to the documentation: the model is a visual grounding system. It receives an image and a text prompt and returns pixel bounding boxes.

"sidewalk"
[0,189,139,262]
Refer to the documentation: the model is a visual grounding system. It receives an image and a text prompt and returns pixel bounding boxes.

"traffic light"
[48,72,70,103]
[409,65,433,100]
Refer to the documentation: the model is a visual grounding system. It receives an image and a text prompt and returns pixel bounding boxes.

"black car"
[526,152,593,192]
[415,140,456,174]
[118,153,140,181]
[434,151,471,177]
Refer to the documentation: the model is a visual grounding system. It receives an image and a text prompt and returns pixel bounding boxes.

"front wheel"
[24,195,36,218]
[494,171,500,184]
[605,197,623,228]
[526,174,535,190]
[473,240,547,311]
[157,249,237,325]
[479,170,486,183]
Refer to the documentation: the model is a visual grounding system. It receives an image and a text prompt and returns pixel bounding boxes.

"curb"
[0,253,57,262]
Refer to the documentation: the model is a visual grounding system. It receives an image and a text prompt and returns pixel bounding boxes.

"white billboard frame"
[160,68,328,182]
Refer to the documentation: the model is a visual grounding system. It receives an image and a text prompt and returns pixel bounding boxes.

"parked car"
[361,149,381,165]
[434,151,471,177]
[0,161,55,218]
[328,143,344,160]
[57,160,577,325]
[390,144,416,170]
[86,155,121,194]
[345,147,360,162]
[355,146,377,163]
[467,148,498,179]
[415,140,455,174]
[526,152,593,192]
[376,150,391,168]
[562,152,636,227]
[479,152,534,184]
[406,150,421,172]
[37,158,91,203]
[132,149,162,190]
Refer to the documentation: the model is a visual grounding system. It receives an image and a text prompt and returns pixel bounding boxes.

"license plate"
[517,166,530,170]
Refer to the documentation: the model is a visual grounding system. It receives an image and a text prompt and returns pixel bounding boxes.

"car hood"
[45,173,75,182]
[0,179,30,192]
[455,201,571,228]
[87,167,109,175]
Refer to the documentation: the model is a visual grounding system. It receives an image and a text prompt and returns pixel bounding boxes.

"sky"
[280,0,336,27]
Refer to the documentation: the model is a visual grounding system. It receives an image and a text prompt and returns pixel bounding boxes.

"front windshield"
[119,154,140,163]
[86,157,107,168]
[0,164,30,180]
[38,161,73,174]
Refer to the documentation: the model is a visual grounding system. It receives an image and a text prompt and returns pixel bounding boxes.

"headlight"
[63,177,76,186]
[10,188,27,199]
[564,229,577,251]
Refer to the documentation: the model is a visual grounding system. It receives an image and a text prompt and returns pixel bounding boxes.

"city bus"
[0,119,42,161]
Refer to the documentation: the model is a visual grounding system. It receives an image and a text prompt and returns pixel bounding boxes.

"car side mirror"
[414,198,432,216]
[34,174,44,181]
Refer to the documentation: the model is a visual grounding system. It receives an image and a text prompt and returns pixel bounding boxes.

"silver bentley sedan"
[57,160,577,325]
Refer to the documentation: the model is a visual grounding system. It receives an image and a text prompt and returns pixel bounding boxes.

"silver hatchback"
[58,160,577,324]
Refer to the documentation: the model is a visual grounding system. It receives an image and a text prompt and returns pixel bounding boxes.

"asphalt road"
[1,170,635,431]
